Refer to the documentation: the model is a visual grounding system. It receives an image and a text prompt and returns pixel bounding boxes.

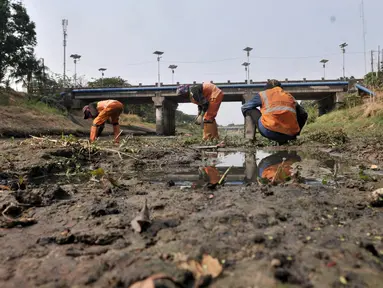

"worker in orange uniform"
[82,99,124,143]
[241,79,308,144]
[176,83,224,140]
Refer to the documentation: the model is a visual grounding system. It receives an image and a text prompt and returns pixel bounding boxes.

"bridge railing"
[72,79,360,94]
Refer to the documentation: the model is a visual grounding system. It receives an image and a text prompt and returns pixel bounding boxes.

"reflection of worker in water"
[197,166,221,189]
[241,79,308,144]
[257,151,301,183]
[176,83,224,141]
[82,99,124,143]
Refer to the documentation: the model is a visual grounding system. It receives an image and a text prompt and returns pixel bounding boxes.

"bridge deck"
[72,80,352,104]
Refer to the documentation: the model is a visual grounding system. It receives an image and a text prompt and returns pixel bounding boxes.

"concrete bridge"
[70,78,370,136]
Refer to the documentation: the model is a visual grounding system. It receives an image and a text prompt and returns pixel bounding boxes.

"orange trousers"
[202,92,223,140]
[203,92,224,122]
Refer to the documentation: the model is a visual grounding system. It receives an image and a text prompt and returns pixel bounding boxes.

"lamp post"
[168,65,177,84]
[62,19,68,87]
[153,51,164,87]
[339,43,348,78]
[242,62,250,82]
[320,59,329,79]
[70,54,81,87]
[243,47,253,84]
[98,68,107,87]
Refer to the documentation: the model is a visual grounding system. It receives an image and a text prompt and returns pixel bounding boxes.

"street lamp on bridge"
[243,47,253,84]
[168,65,178,84]
[242,62,250,82]
[320,59,329,79]
[98,68,107,87]
[153,51,164,87]
[339,42,348,79]
[70,54,81,87]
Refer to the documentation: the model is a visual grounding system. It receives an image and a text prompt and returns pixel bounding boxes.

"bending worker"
[82,99,124,143]
[176,82,224,140]
[241,79,308,144]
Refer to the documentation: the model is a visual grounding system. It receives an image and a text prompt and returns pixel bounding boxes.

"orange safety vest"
[261,160,295,183]
[190,83,223,104]
[96,100,120,113]
[259,87,300,136]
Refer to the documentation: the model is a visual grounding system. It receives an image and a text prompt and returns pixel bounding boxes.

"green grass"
[302,101,383,139]
[22,100,65,116]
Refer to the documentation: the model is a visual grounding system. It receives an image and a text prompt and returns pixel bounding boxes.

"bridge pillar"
[335,92,347,110]
[152,96,178,136]
[242,92,256,139]
[317,94,336,116]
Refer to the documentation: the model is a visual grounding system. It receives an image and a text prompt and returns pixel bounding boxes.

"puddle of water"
[138,149,362,188]
[138,148,383,188]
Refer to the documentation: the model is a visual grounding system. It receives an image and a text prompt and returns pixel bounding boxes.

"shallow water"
[138,149,357,187]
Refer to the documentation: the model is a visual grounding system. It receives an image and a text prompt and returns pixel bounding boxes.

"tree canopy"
[87,76,131,88]
[0,0,37,85]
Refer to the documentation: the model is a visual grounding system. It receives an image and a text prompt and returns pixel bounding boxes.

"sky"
[20,0,383,125]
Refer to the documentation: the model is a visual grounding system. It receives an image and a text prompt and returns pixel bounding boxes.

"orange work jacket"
[259,87,300,136]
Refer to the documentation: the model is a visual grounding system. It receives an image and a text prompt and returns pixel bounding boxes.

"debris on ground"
[131,198,151,233]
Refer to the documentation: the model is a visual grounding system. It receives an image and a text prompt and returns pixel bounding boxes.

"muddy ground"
[0,135,382,288]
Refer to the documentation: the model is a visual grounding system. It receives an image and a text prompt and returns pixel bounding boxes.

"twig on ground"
[29,135,58,143]
[218,166,233,185]
[271,158,286,184]
[99,147,139,160]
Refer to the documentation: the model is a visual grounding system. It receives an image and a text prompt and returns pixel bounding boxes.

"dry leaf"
[0,185,10,191]
[131,199,151,233]
[177,254,223,281]
[201,254,223,278]
[370,164,379,170]
[128,273,176,288]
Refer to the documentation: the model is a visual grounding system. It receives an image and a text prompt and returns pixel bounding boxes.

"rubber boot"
[113,124,121,144]
[203,121,218,141]
[245,115,256,140]
[90,126,97,142]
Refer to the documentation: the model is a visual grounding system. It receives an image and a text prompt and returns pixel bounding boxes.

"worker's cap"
[265,79,282,89]
[176,84,190,96]
[82,105,91,119]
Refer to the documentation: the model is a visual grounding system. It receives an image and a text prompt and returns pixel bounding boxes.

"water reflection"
[141,150,324,187]
[245,151,301,184]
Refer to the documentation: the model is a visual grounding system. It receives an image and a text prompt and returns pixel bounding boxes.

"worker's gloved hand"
[194,114,204,125]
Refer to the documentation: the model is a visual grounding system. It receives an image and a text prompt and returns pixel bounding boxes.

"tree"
[87,76,130,88]
[364,72,383,89]
[0,0,37,84]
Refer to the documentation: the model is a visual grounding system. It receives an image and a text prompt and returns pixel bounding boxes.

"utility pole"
[371,50,374,73]
[378,45,381,75]
[62,19,68,88]
[41,58,45,92]
[361,0,367,74]
[340,43,348,79]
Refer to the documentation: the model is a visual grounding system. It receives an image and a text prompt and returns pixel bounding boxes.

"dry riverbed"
[0,135,382,288]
